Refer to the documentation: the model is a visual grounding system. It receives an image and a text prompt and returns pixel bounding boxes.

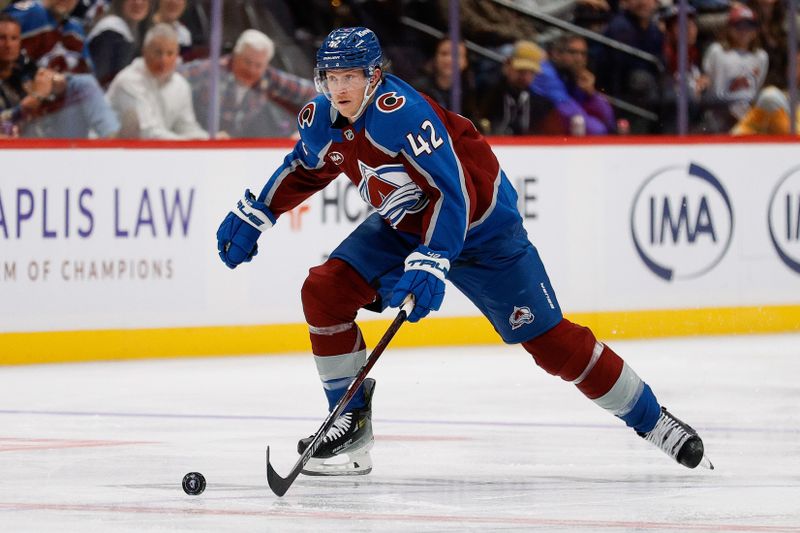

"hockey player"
[216,27,713,476]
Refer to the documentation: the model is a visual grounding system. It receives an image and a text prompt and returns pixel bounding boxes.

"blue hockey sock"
[618,383,661,434]
[323,379,367,412]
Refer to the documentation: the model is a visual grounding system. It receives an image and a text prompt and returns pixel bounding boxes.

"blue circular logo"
[768,166,800,274]
[630,163,734,281]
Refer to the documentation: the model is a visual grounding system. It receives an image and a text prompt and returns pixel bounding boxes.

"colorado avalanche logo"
[509,306,534,330]
[376,92,406,113]
[357,161,428,227]
[298,102,315,129]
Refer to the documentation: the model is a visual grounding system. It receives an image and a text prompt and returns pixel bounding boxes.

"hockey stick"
[266,295,415,497]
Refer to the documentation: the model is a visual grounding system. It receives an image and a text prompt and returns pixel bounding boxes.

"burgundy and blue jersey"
[4,1,90,74]
[257,74,519,259]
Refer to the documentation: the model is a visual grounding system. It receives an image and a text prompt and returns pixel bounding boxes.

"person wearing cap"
[701,2,768,132]
[478,39,562,135]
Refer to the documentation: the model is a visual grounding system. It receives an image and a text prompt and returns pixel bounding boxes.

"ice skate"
[298,378,375,476]
[638,406,714,469]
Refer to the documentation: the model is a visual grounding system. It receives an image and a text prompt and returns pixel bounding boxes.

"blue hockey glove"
[389,245,449,323]
[216,189,276,269]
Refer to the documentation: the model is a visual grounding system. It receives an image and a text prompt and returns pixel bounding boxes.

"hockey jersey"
[4,1,90,74]
[258,74,519,259]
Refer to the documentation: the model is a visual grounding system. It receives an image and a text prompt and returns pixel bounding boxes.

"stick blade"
[266,447,290,497]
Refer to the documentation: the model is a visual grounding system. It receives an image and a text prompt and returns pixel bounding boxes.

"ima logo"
[630,162,734,281]
[356,160,428,227]
[329,152,344,165]
[768,166,800,274]
[376,92,405,113]
[509,306,534,330]
[298,102,315,129]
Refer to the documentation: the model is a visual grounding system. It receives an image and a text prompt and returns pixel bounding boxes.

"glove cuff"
[404,245,450,282]
[233,189,276,232]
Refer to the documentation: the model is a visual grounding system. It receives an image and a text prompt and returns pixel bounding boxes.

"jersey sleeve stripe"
[468,167,502,231]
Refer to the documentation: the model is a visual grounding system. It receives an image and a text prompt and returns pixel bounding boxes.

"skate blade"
[301,440,373,477]
[301,451,372,476]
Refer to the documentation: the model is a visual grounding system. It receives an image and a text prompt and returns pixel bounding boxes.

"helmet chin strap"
[328,74,381,122]
[348,77,381,122]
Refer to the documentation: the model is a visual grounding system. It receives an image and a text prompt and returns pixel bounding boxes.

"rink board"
[1,138,799,363]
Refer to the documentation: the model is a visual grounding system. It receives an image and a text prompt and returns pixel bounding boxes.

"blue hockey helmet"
[315,27,383,77]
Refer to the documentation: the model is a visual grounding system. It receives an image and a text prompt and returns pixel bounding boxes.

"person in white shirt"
[107,22,208,139]
[701,3,768,132]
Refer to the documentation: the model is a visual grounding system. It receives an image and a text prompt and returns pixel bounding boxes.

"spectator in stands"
[437,0,540,47]
[86,0,151,87]
[747,0,788,88]
[149,0,189,58]
[659,4,712,133]
[534,33,616,135]
[70,0,109,30]
[702,3,768,132]
[572,0,612,71]
[596,0,664,133]
[107,22,206,139]
[732,48,800,135]
[180,29,316,138]
[3,0,91,73]
[478,40,561,135]
[0,13,118,137]
[412,37,481,127]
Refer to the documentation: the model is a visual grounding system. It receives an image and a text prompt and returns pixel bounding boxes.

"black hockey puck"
[182,472,206,495]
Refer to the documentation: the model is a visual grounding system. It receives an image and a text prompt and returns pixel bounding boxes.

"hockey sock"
[302,258,377,412]
[314,350,368,411]
[522,319,661,434]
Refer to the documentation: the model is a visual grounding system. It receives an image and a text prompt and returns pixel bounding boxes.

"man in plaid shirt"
[181,29,316,138]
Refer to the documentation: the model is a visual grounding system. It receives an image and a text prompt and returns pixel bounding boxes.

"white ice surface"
[1,333,799,532]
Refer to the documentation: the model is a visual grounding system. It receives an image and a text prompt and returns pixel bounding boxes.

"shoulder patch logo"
[509,306,534,330]
[298,102,316,129]
[329,151,344,165]
[376,92,406,113]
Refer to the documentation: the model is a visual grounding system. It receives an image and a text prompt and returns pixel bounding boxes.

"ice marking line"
[376,435,470,441]
[0,409,795,434]
[0,437,153,452]
[0,502,798,531]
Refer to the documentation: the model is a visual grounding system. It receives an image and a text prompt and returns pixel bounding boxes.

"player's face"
[231,45,269,87]
[325,68,371,119]
[0,22,21,64]
[143,36,179,80]
[124,0,151,23]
